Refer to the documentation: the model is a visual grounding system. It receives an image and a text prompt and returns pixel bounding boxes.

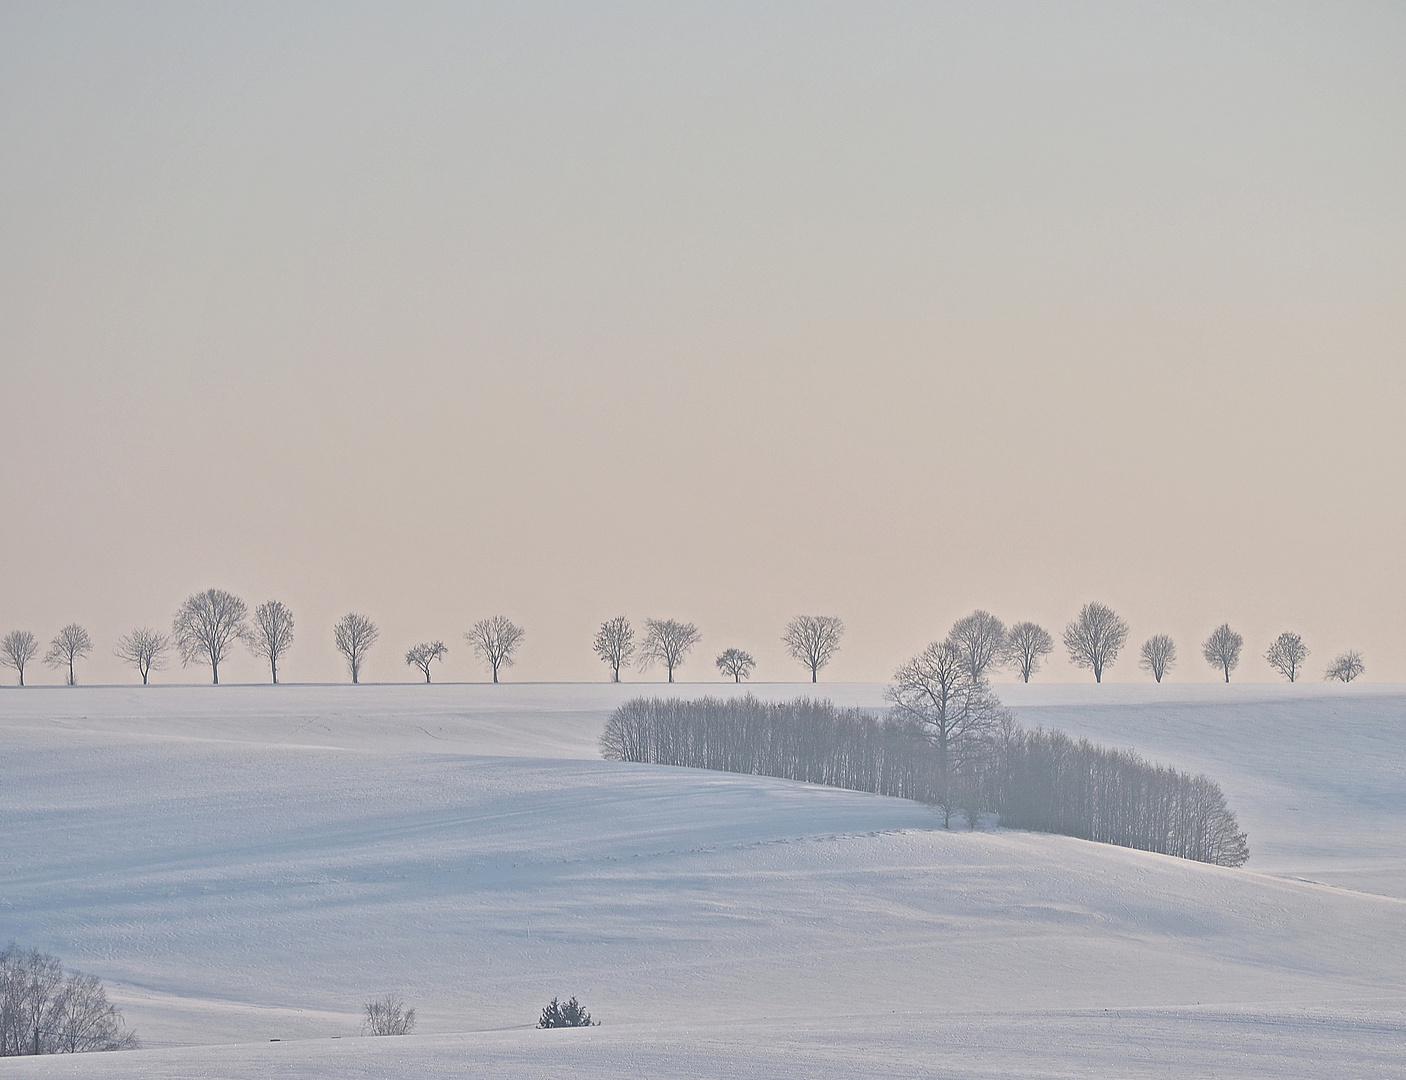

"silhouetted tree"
[114,628,169,685]
[1005,621,1053,683]
[0,631,38,686]
[0,943,138,1054]
[466,616,524,682]
[593,616,635,682]
[1062,603,1128,683]
[947,610,1006,683]
[362,993,415,1036]
[248,600,295,684]
[1201,623,1243,683]
[1265,632,1308,682]
[1324,650,1364,683]
[783,615,844,682]
[44,624,92,686]
[715,648,756,682]
[639,618,700,682]
[334,613,379,684]
[1138,634,1176,683]
[172,589,249,685]
[405,641,447,683]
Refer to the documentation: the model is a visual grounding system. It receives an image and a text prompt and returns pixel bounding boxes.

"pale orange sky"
[1,3,1403,685]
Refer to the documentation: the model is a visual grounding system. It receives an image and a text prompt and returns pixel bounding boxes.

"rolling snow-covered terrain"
[1,682,1403,1078]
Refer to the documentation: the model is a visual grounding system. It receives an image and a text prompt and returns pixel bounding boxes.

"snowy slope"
[0,683,1403,1077]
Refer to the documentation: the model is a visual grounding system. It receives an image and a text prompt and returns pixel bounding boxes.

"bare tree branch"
[946,611,1005,683]
[114,628,170,685]
[1062,602,1128,683]
[1139,634,1176,683]
[0,630,38,686]
[1004,622,1053,683]
[782,616,844,682]
[1265,631,1308,682]
[715,648,755,682]
[248,601,295,684]
[172,590,249,685]
[405,641,448,683]
[334,613,379,684]
[593,616,635,682]
[1201,623,1243,683]
[43,624,92,686]
[639,618,700,683]
[1324,650,1364,682]
[466,616,524,683]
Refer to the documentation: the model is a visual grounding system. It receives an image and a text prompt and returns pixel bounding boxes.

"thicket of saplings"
[0,943,137,1056]
[601,694,1249,868]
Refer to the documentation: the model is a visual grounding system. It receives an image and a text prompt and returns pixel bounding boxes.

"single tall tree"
[783,615,844,682]
[248,600,295,684]
[1139,634,1177,683]
[1324,650,1364,683]
[466,616,524,683]
[1004,621,1053,683]
[639,618,700,682]
[405,640,448,683]
[947,610,1006,683]
[1,630,38,686]
[593,616,635,682]
[114,628,170,685]
[333,613,379,684]
[1201,623,1243,683]
[715,648,756,682]
[172,589,249,685]
[44,624,93,685]
[1265,632,1308,682]
[887,638,1006,826]
[1062,602,1128,683]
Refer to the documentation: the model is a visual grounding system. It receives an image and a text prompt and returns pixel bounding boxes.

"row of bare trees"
[592,615,845,683]
[599,693,1248,867]
[0,944,137,1056]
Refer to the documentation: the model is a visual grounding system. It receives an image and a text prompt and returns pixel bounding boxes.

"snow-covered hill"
[1,682,1402,1077]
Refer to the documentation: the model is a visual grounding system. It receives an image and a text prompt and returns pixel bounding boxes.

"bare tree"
[1004,622,1053,683]
[1265,631,1308,682]
[1139,634,1176,683]
[114,628,169,685]
[334,613,379,684]
[248,600,295,684]
[1062,602,1128,683]
[0,631,38,686]
[782,615,844,682]
[639,618,700,682]
[0,942,137,1055]
[466,616,524,682]
[887,638,1007,826]
[946,610,1006,683]
[715,648,756,682]
[405,641,447,683]
[593,616,635,682]
[43,624,92,686]
[172,589,249,684]
[1324,650,1364,683]
[1201,623,1243,683]
[362,992,415,1036]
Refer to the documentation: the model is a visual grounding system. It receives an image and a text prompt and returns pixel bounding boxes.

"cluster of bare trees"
[0,944,137,1056]
[590,614,845,683]
[600,693,1249,868]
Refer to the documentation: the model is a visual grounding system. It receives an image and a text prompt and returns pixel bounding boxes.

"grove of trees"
[0,943,137,1055]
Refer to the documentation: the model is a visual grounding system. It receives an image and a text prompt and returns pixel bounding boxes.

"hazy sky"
[2,2,1404,685]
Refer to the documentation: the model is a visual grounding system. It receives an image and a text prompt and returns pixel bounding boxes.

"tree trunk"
[213,656,219,685]
[811,668,817,683]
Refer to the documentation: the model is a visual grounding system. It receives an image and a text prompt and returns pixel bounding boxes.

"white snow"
[1,681,1403,1077]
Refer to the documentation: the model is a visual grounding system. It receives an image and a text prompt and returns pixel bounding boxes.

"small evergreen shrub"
[539,996,594,1028]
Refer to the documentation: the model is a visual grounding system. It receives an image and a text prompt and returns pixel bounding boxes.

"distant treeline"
[600,695,1249,868]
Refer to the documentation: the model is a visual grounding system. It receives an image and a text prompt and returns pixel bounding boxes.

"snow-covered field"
[1,682,1403,1078]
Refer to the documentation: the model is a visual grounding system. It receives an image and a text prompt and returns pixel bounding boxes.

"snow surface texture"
[1,682,1403,1078]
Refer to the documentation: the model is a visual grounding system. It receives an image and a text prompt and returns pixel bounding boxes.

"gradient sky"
[2,2,1404,685]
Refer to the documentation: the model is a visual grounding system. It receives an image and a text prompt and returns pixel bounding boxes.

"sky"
[1,2,1403,685]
